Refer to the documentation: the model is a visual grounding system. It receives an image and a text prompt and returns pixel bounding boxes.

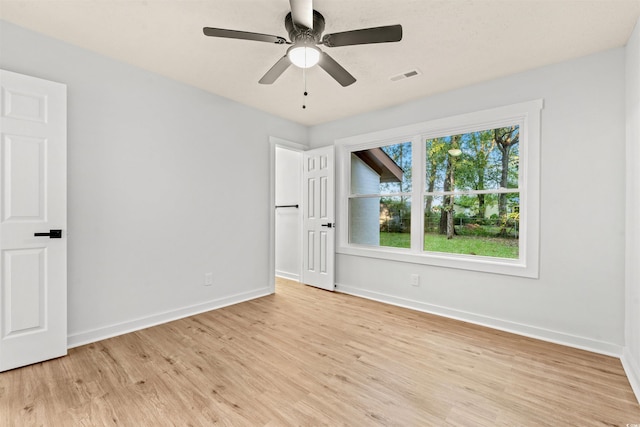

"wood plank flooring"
[2,277,640,426]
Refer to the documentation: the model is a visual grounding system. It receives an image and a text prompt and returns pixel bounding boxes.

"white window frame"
[335,100,542,278]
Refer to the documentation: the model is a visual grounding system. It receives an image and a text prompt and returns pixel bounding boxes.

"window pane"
[349,196,411,249]
[349,197,380,246]
[351,141,411,195]
[424,195,445,234]
[425,126,519,193]
[423,194,519,259]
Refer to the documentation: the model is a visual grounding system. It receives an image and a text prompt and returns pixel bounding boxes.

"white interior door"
[0,69,67,371]
[302,146,335,291]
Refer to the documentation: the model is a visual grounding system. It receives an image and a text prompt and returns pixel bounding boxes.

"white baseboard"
[275,270,300,281]
[67,287,272,349]
[336,283,623,357]
[622,347,640,404]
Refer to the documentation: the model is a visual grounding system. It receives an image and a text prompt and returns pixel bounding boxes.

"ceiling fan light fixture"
[287,44,320,68]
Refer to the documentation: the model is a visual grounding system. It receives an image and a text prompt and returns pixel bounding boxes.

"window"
[336,100,542,277]
[350,141,412,248]
[423,126,520,258]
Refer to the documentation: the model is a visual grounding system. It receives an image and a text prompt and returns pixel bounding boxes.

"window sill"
[337,244,538,278]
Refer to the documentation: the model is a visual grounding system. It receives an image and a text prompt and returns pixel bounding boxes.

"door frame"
[269,136,306,294]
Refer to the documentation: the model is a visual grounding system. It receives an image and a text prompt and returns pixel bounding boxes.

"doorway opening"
[270,137,305,294]
[270,137,336,293]
[275,145,303,282]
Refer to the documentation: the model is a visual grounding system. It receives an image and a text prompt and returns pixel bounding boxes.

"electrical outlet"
[410,274,420,287]
[204,273,213,286]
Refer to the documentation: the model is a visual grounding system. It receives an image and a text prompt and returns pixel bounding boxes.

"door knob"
[321,223,335,228]
[34,229,62,239]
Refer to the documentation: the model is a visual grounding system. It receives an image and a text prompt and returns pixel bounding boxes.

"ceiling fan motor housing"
[285,10,325,44]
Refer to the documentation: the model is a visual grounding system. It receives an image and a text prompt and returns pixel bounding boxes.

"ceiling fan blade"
[203,27,287,44]
[289,0,314,29]
[318,52,356,87]
[322,24,402,47]
[259,56,292,84]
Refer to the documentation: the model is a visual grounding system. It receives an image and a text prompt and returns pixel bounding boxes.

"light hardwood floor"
[2,277,640,426]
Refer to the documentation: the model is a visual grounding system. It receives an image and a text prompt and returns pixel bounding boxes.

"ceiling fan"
[203,0,402,87]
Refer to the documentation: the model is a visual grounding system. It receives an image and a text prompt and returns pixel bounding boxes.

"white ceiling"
[1,0,639,126]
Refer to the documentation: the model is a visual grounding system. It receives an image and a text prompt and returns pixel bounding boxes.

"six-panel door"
[302,146,335,291]
[0,69,67,371]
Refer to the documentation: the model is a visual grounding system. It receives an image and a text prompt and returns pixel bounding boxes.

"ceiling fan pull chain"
[302,68,308,109]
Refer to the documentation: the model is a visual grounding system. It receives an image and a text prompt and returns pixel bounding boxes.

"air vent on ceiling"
[390,69,421,82]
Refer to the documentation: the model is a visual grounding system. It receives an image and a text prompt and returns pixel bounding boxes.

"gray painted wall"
[310,48,627,355]
[625,18,640,400]
[0,20,307,345]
